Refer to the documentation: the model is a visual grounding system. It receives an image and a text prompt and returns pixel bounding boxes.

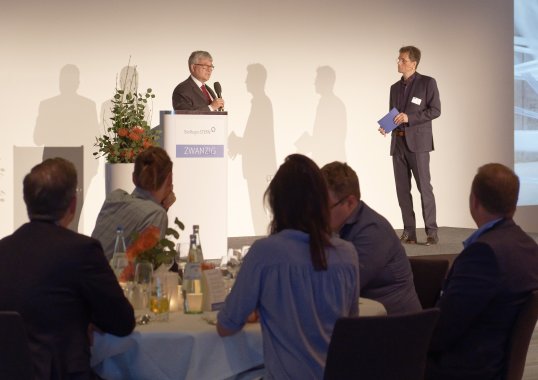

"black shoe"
[400,232,417,244]
[425,235,439,246]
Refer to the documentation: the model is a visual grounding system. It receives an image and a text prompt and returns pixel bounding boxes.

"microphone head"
[214,82,222,98]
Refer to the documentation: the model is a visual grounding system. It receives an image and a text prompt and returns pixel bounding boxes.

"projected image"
[515,0,538,205]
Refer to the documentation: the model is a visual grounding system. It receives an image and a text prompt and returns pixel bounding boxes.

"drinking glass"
[150,272,171,321]
[131,262,153,314]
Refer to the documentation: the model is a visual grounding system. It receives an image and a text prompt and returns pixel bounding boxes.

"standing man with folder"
[172,50,224,111]
[379,45,441,245]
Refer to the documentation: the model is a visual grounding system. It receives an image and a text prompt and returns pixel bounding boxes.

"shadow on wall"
[228,63,276,236]
[295,65,348,167]
[32,64,99,231]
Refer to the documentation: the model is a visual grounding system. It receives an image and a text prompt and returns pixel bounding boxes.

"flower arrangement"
[119,217,185,282]
[94,64,159,163]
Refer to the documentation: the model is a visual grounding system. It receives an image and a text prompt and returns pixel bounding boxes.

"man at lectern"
[172,50,225,111]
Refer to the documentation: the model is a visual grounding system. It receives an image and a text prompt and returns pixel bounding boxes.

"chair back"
[0,311,34,380]
[505,290,538,380]
[324,308,440,380]
[409,257,449,309]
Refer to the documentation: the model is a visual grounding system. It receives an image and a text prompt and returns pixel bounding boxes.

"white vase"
[105,162,135,194]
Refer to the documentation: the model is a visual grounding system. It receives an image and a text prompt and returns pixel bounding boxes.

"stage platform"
[228,226,538,380]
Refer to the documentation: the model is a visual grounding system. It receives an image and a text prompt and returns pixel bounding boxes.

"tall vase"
[105,162,135,194]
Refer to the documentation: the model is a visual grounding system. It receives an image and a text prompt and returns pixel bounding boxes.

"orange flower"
[129,131,141,141]
[118,128,129,137]
[126,226,160,260]
[143,139,153,149]
[119,262,135,282]
[131,126,144,135]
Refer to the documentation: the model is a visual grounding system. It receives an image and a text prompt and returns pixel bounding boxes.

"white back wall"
[2,0,534,238]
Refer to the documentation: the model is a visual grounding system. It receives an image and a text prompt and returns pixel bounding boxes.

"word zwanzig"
[184,146,217,156]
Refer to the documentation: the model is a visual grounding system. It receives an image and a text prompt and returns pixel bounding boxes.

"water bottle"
[110,226,129,280]
[182,234,203,314]
[193,225,204,262]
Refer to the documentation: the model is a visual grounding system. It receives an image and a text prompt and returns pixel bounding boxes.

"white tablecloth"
[91,298,385,380]
[91,312,263,380]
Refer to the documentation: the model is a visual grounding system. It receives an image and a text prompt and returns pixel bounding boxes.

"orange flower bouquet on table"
[119,218,184,282]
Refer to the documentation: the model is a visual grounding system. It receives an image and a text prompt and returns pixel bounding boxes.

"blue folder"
[377,107,399,133]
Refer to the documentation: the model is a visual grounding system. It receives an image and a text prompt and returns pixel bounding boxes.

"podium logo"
[176,144,224,158]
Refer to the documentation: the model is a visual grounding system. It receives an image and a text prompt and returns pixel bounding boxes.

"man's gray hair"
[188,51,213,66]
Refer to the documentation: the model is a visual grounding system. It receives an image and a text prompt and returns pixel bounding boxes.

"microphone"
[214,82,222,98]
[214,82,224,111]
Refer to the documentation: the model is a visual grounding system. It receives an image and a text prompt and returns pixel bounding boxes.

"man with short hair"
[172,50,225,111]
[379,45,441,245]
[427,163,538,380]
[321,161,421,314]
[0,158,135,380]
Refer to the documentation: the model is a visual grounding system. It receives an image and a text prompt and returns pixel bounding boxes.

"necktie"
[200,84,211,105]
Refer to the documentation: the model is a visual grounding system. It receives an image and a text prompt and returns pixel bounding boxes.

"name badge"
[411,97,422,105]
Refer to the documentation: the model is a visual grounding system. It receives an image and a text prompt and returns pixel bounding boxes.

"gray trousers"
[392,136,438,236]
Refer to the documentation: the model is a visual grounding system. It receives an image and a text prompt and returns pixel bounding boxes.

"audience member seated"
[0,158,135,380]
[426,163,538,380]
[92,146,176,260]
[217,154,360,379]
[321,161,421,314]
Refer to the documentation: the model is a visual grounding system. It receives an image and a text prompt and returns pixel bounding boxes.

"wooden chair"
[324,308,440,380]
[0,311,34,380]
[409,257,449,309]
[505,290,538,380]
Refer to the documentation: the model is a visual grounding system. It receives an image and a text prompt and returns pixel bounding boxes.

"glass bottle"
[110,226,129,280]
[193,225,204,262]
[182,234,203,314]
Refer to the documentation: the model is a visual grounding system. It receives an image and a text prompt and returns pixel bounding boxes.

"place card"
[202,269,227,311]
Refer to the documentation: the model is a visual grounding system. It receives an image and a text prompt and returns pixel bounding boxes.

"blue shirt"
[218,229,360,380]
[463,218,503,249]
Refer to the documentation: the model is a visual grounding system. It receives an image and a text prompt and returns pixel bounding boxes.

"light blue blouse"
[218,229,360,380]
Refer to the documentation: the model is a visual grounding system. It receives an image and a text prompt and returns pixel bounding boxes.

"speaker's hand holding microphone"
[213,82,224,111]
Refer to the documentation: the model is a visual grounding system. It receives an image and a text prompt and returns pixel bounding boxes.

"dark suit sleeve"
[172,80,212,111]
[407,77,441,125]
[429,243,500,352]
[78,240,135,336]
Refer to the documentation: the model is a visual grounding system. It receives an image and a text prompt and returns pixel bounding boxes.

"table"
[91,298,386,380]
[91,312,263,380]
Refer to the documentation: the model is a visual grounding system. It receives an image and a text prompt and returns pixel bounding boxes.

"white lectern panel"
[161,111,227,260]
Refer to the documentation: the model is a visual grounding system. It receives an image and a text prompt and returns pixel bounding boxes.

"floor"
[229,226,538,379]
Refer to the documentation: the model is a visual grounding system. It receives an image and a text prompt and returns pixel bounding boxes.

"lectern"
[160,111,227,260]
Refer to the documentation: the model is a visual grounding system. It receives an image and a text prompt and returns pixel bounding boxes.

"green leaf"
[174,218,185,231]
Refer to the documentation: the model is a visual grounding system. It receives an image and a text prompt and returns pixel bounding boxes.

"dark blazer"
[427,218,538,380]
[339,201,421,315]
[389,72,441,154]
[172,76,217,111]
[0,221,135,380]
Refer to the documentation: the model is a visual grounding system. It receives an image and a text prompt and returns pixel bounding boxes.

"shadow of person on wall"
[228,64,277,236]
[295,66,347,167]
[34,64,99,231]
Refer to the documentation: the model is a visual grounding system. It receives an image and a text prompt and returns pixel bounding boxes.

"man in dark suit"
[0,158,135,380]
[380,46,441,245]
[172,50,225,111]
[426,163,538,380]
[321,161,421,315]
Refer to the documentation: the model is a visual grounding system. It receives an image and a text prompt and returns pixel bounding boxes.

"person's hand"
[393,112,408,125]
[246,310,259,323]
[211,98,225,111]
[378,127,387,137]
[162,191,176,211]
